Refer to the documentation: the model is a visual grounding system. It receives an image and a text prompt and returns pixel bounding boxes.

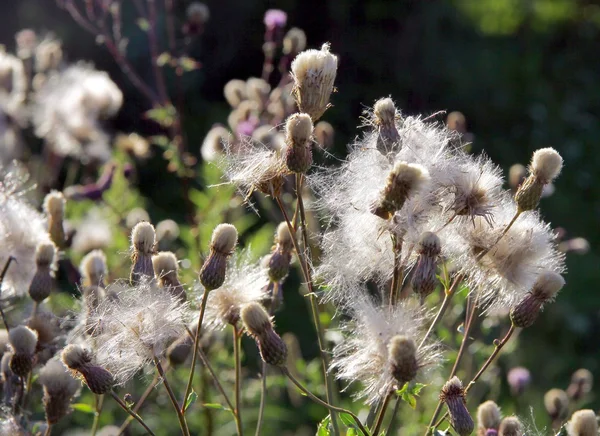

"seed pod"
[411,232,441,300]
[200,224,238,290]
[440,377,474,436]
[284,113,314,174]
[283,28,307,55]
[241,302,287,366]
[515,148,562,212]
[8,326,38,377]
[223,79,247,108]
[567,409,598,436]
[80,249,107,288]
[388,335,418,386]
[544,388,569,421]
[61,344,114,395]
[153,251,186,302]
[268,222,293,283]
[567,368,593,401]
[39,359,79,424]
[510,271,565,328]
[43,191,66,249]
[373,98,401,153]
[29,242,57,302]
[498,416,523,436]
[477,400,502,432]
[130,221,156,285]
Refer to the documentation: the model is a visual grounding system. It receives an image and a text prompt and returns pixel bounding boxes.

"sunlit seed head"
[152,251,179,278]
[61,344,92,370]
[567,368,593,401]
[223,79,247,108]
[567,409,598,436]
[201,125,230,162]
[125,208,150,229]
[241,302,272,337]
[373,98,397,126]
[35,242,56,267]
[211,223,238,254]
[531,270,565,301]
[80,249,107,287]
[314,120,334,149]
[544,388,569,420]
[417,232,441,257]
[9,325,38,355]
[440,377,474,436]
[131,221,156,254]
[477,400,502,430]
[387,335,418,385]
[498,416,523,436]
[283,27,307,55]
[531,148,563,184]
[508,164,527,191]
[43,190,65,218]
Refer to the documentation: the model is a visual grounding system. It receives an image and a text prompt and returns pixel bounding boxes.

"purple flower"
[485,430,498,436]
[507,366,531,396]
[264,9,287,30]
[236,119,257,138]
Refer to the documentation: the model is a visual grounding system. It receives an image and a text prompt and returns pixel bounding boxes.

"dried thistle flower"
[43,191,66,248]
[80,249,107,288]
[8,325,38,376]
[268,222,294,283]
[411,231,441,301]
[241,302,287,366]
[387,335,418,386]
[477,400,502,432]
[28,241,57,303]
[153,251,186,302]
[566,410,598,436]
[156,219,180,250]
[515,148,563,212]
[567,369,594,401]
[283,28,307,55]
[373,97,401,153]
[284,113,314,173]
[498,416,523,436]
[440,377,475,436]
[61,345,114,394]
[224,79,247,108]
[200,224,238,291]
[130,221,156,285]
[510,270,565,328]
[544,388,569,421]
[290,43,338,121]
[39,359,79,424]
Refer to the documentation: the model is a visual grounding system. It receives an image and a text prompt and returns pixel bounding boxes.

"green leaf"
[72,403,95,414]
[317,414,332,436]
[410,383,427,396]
[346,429,358,436]
[136,18,150,31]
[156,52,171,67]
[339,413,355,427]
[202,402,231,411]
[179,56,200,72]
[184,391,198,411]
[144,105,177,128]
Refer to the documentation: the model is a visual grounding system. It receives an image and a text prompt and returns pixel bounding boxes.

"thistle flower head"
[531,148,563,184]
[507,366,531,396]
[567,368,594,401]
[283,28,307,55]
[331,296,441,404]
[374,98,397,126]
[241,302,287,366]
[39,359,80,424]
[291,43,338,121]
[9,325,38,355]
[544,388,569,420]
[61,344,92,370]
[43,190,65,218]
[566,410,598,436]
[285,113,314,173]
[210,223,238,254]
[498,416,523,436]
[224,79,247,108]
[80,249,107,287]
[153,251,186,302]
[240,302,272,337]
[314,120,334,149]
[61,345,114,394]
[440,377,475,436]
[268,223,294,283]
[200,224,238,291]
[477,400,502,431]
[131,221,156,254]
[510,270,565,328]
[35,242,57,267]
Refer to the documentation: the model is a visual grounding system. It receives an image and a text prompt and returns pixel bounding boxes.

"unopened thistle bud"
[224,79,247,108]
[544,388,569,421]
[241,302,287,366]
[510,271,565,328]
[43,191,66,248]
[515,148,563,212]
[61,344,114,395]
[283,28,307,55]
[567,368,593,401]
[371,162,430,220]
[8,325,38,376]
[200,224,238,290]
[477,400,502,433]
[28,242,57,303]
[373,98,401,152]
[290,43,338,121]
[387,335,418,386]
[567,409,598,436]
[39,359,79,425]
[80,249,107,288]
[440,377,474,436]
[411,232,441,301]
[268,222,294,282]
[284,113,314,173]
[152,251,186,302]
[498,416,523,436]
[130,221,156,285]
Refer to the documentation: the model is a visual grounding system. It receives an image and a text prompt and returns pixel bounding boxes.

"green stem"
[90,394,104,436]
[255,362,267,436]
[372,390,393,436]
[181,286,210,413]
[282,368,369,436]
[110,390,157,436]
[385,397,401,435]
[44,423,52,436]
[118,372,160,434]
[154,357,191,436]
[233,326,244,436]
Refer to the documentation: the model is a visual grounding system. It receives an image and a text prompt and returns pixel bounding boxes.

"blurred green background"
[2,0,599,433]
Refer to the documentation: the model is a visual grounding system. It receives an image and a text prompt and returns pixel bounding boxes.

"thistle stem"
[372,390,394,435]
[0,256,16,332]
[119,372,161,434]
[44,424,52,436]
[282,367,369,436]
[154,357,190,436]
[233,326,244,436]
[110,390,157,436]
[389,238,402,307]
[181,286,210,413]
[385,397,402,435]
[255,362,267,436]
[90,394,104,436]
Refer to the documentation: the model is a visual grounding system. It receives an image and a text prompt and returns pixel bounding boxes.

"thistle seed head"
[80,249,107,287]
[440,377,474,436]
[246,77,271,107]
[515,175,544,212]
[509,294,542,328]
[283,27,307,55]
[241,302,272,337]
[567,409,598,436]
[275,222,294,252]
[387,335,418,386]
[268,251,292,283]
[61,344,92,370]
[153,251,186,302]
[285,113,314,173]
[544,388,569,421]
[61,345,114,394]
[131,221,156,255]
[210,223,238,254]
[290,43,338,121]
[201,125,230,162]
[156,219,180,249]
[417,231,441,257]
[314,120,334,149]
[567,368,593,401]
[223,79,247,108]
[498,416,523,436]
[9,325,38,355]
[43,190,65,218]
[241,302,287,366]
[477,400,502,431]
[35,242,57,267]
[200,252,228,291]
[39,359,79,424]
[373,98,401,153]
[374,98,397,126]
[29,267,53,303]
[531,270,565,301]
[510,271,564,328]
[531,147,563,184]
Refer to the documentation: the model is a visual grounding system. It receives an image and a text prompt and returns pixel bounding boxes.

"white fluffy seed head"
[61,344,91,369]
[477,400,502,430]
[201,125,230,162]
[373,98,397,125]
[567,409,598,436]
[532,270,565,301]
[417,231,441,256]
[241,302,272,337]
[43,191,65,217]
[131,221,156,254]
[499,416,523,436]
[9,325,38,355]
[35,242,57,266]
[80,250,107,284]
[152,251,179,277]
[38,359,79,396]
[275,222,293,249]
[223,79,246,108]
[283,27,307,55]
[544,388,569,419]
[210,224,238,254]
[442,376,465,398]
[285,113,314,147]
[531,147,563,183]
[387,335,416,363]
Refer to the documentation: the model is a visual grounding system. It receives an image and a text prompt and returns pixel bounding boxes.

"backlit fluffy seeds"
[223,79,247,108]
[153,251,186,302]
[290,43,338,121]
[567,368,594,400]
[130,221,156,285]
[200,224,238,290]
[61,345,114,394]
[80,249,107,288]
[477,400,502,431]
[8,325,38,376]
[510,271,565,328]
[440,377,474,436]
[544,388,569,421]
[201,125,230,162]
[35,242,57,266]
[39,359,79,424]
[531,148,563,183]
[283,27,307,55]
[241,302,271,336]
[567,409,598,436]
[371,161,430,220]
[211,223,238,254]
[43,191,66,248]
[373,98,400,153]
[498,416,523,436]
[387,335,418,386]
[268,222,294,283]
[241,302,287,366]
[285,113,314,173]
[29,242,56,302]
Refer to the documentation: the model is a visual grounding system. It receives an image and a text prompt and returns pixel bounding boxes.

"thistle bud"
[8,325,38,376]
[498,416,523,436]
[440,377,474,436]
[515,148,563,212]
[43,191,66,248]
[152,251,186,302]
[268,222,294,283]
[314,121,334,150]
[477,401,502,433]
[156,219,180,251]
[39,359,79,424]
[201,125,230,162]
[544,388,569,421]
[387,335,418,386]
[411,232,441,301]
[125,207,150,229]
[61,344,114,395]
[80,249,107,288]
[241,302,287,366]
[246,78,271,108]
[567,368,593,401]
[371,162,430,220]
[283,28,307,55]
[510,271,565,328]
[567,410,598,436]
[224,79,247,108]
[167,335,193,367]
[200,224,238,290]
[285,113,314,173]
[130,221,156,285]
[290,43,338,121]
[373,98,401,152]
[29,242,57,303]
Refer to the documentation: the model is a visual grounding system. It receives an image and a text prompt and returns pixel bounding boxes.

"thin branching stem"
[118,372,161,434]
[110,390,157,436]
[0,256,16,332]
[255,361,268,436]
[154,357,191,436]
[44,423,52,436]
[90,394,104,436]
[372,390,394,436]
[386,397,402,435]
[233,326,244,436]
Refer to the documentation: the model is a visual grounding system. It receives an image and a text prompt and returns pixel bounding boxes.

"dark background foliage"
[3,0,599,425]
